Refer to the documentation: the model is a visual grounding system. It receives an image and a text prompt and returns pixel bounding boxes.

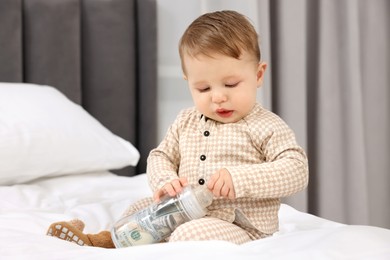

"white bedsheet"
[1,172,389,259]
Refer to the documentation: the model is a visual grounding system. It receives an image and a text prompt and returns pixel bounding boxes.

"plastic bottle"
[111,185,213,248]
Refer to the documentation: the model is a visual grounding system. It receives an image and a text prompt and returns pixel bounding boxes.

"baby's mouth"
[216,108,233,118]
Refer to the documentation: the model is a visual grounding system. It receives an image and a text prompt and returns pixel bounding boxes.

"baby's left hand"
[207,168,236,200]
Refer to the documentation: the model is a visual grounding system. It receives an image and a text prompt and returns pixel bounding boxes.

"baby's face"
[183,52,266,123]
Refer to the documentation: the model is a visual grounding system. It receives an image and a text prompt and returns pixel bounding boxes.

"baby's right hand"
[153,177,188,202]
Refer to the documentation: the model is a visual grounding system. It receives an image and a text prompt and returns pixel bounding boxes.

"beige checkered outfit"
[133,103,308,243]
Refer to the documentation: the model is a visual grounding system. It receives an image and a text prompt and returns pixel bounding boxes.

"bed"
[1,0,390,259]
[1,169,390,259]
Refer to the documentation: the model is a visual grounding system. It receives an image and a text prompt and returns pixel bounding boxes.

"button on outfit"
[198,178,205,185]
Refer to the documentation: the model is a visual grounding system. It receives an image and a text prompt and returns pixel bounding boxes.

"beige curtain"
[255,0,390,228]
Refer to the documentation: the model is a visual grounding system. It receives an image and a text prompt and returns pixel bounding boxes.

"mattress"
[1,171,389,260]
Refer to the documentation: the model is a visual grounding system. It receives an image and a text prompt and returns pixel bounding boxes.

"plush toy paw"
[46,219,92,246]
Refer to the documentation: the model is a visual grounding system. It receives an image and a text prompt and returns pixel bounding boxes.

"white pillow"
[0,82,140,185]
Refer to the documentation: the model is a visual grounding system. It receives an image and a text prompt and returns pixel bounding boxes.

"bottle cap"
[193,185,213,208]
[178,185,213,220]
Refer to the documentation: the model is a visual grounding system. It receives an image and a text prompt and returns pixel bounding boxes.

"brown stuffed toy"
[46,219,115,248]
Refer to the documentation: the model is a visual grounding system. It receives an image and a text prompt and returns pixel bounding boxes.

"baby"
[47,10,309,247]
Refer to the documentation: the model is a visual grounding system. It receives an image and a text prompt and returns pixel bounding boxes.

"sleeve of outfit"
[226,113,309,199]
[146,110,184,192]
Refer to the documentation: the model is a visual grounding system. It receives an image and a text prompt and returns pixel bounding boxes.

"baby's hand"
[153,177,188,202]
[207,168,236,199]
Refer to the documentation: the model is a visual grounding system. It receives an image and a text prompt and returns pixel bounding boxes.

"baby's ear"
[183,74,188,81]
[256,62,267,86]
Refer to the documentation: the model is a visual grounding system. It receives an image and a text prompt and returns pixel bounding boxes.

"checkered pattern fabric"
[146,103,308,236]
[169,217,252,244]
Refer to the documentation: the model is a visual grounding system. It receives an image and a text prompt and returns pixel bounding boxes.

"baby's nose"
[211,90,227,103]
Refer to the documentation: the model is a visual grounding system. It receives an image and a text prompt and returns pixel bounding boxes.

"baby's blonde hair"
[179,10,261,75]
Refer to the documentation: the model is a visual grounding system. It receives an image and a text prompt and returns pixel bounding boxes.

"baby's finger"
[153,189,166,202]
[207,171,220,190]
[178,177,188,187]
[171,179,184,194]
[220,184,230,198]
[228,188,236,200]
[164,184,177,197]
[212,179,224,197]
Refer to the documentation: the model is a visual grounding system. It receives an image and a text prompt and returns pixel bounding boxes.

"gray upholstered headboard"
[0,0,157,176]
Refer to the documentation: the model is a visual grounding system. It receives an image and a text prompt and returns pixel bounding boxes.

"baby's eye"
[225,82,239,88]
[198,87,210,92]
